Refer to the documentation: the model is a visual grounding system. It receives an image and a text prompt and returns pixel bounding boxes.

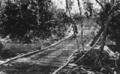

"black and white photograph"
[0,0,120,74]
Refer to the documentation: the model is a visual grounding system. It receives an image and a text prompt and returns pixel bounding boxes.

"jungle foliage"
[0,0,69,43]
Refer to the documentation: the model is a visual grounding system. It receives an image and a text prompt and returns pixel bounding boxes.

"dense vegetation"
[0,0,69,43]
[94,0,120,52]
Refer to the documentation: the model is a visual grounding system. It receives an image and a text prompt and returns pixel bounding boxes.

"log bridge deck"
[14,35,78,67]
[0,25,97,74]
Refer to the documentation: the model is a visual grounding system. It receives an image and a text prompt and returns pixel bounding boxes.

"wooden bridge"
[14,34,78,67]
[0,25,97,74]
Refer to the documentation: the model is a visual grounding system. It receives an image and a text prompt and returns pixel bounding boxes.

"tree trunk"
[115,38,120,52]
[90,27,104,46]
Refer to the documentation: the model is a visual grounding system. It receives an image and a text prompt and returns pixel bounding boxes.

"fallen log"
[52,35,92,74]
[0,33,75,66]
[52,47,78,74]
[74,32,102,64]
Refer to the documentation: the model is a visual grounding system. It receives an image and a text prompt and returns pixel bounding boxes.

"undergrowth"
[58,49,120,74]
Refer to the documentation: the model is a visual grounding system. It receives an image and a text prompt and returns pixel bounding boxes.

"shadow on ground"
[0,62,57,74]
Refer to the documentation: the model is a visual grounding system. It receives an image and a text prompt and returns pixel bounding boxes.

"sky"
[52,0,101,14]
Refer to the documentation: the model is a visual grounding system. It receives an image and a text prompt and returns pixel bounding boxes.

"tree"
[49,4,71,39]
[0,1,37,42]
[0,0,53,42]
[0,0,73,43]
[94,0,120,52]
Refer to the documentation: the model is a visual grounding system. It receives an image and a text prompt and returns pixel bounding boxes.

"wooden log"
[74,32,102,64]
[52,48,78,74]
[52,34,92,74]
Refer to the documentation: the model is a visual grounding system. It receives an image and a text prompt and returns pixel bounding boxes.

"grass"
[1,36,61,59]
